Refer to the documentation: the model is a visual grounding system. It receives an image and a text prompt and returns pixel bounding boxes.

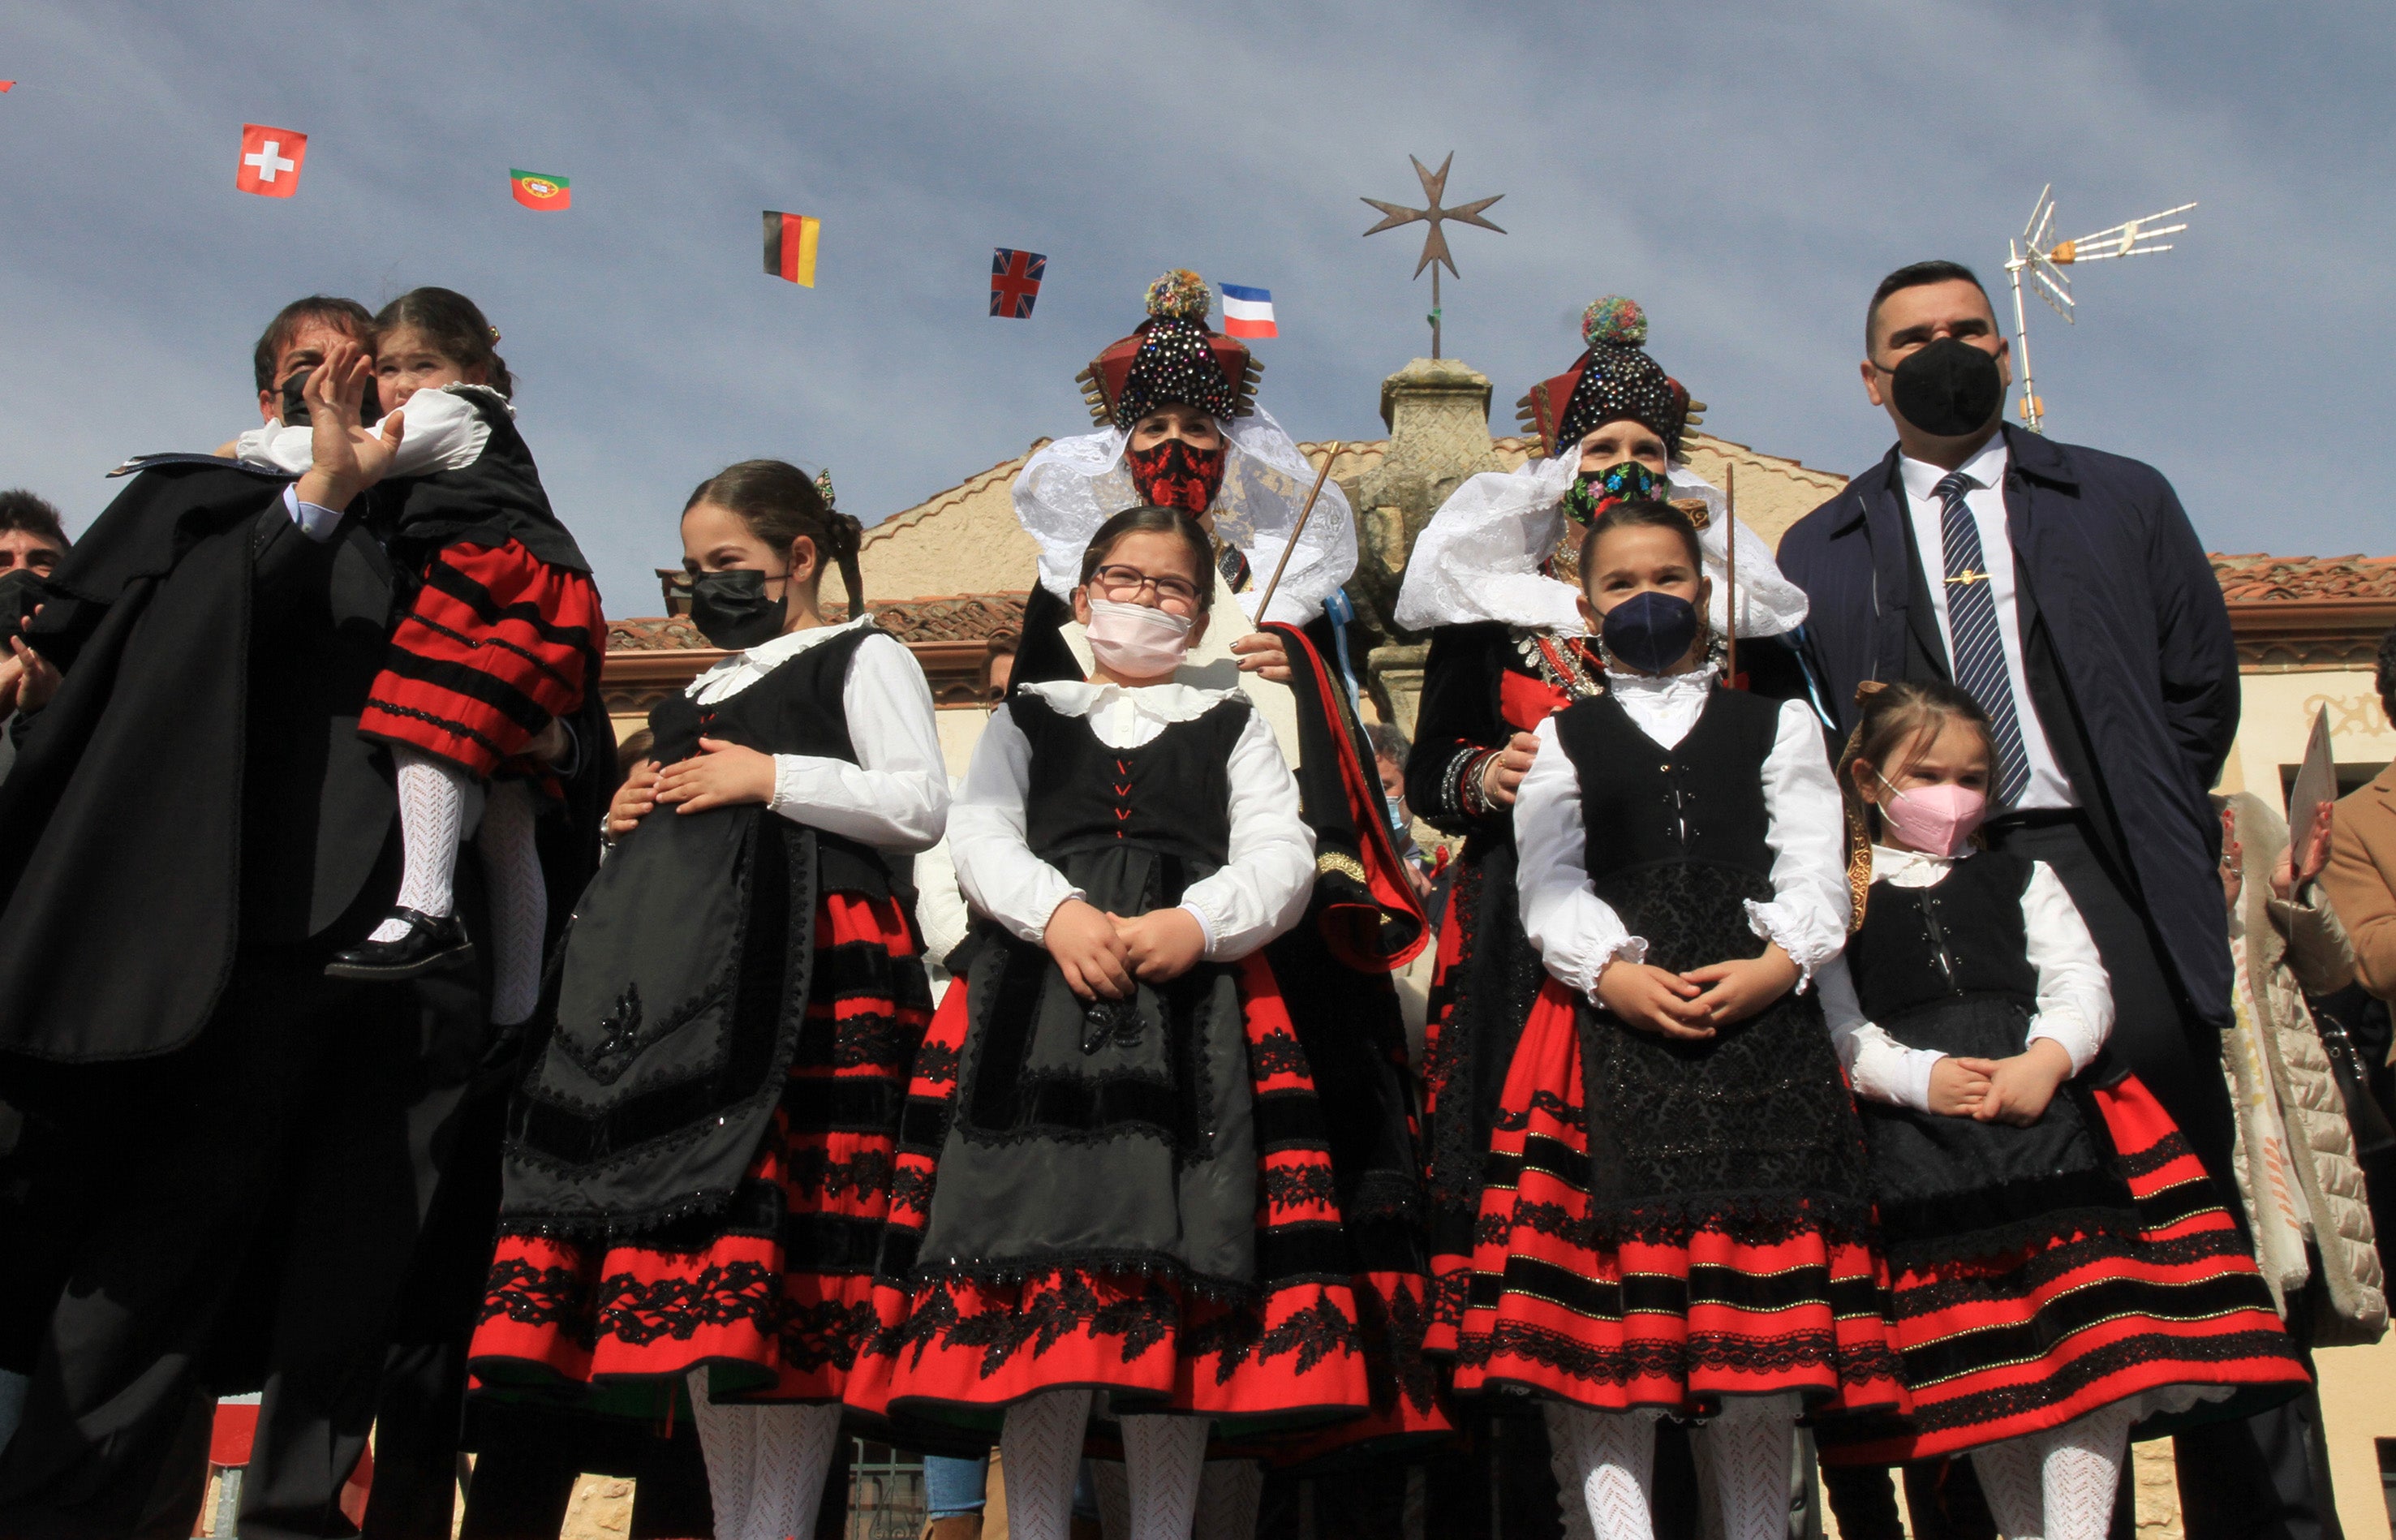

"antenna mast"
[2003,185,2196,432]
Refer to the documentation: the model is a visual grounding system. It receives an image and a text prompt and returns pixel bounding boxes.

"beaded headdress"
[1515,295,1706,460]
[1076,269,1262,428]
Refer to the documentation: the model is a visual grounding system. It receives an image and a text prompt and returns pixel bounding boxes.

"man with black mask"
[1779,263,2332,1540]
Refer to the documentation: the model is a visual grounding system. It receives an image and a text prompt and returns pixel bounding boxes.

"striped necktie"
[1934,471,2032,805]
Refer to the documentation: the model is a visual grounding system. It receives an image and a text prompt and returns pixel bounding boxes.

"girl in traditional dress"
[469,460,949,1540]
[856,505,1402,1540]
[1465,496,1899,1540]
[1812,680,2308,1540]
[234,287,606,1026]
[1393,296,1811,1353]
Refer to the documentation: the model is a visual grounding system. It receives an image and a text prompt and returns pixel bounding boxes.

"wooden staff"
[1255,441,1344,622]
[1723,460,1739,686]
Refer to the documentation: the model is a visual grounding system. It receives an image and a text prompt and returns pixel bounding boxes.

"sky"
[2,1,2390,617]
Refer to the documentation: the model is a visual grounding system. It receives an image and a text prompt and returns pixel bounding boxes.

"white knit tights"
[1190,1460,1263,1540]
[1695,1396,1798,1540]
[1546,1404,1658,1540]
[1121,1414,1211,1540]
[687,1370,845,1540]
[377,748,467,939]
[1001,1390,1095,1540]
[477,779,547,1024]
[1969,1404,2136,1540]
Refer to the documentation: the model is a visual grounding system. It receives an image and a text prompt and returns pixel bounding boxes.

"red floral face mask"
[1125,438,1224,515]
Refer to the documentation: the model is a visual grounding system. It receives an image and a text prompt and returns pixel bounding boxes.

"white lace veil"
[1392,456,1809,639]
[1012,406,1356,627]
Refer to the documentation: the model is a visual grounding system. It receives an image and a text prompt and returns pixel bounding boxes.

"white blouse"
[1513,663,1851,1002]
[241,382,500,481]
[672,616,949,853]
[949,679,1315,961]
[1817,845,2113,1112]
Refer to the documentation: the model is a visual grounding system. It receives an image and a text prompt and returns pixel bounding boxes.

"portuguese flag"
[510,169,570,210]
[764,210,819,286]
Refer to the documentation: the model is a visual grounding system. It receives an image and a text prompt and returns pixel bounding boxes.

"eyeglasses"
[1090,565,1201,611]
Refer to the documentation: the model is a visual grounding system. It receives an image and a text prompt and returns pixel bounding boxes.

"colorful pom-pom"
[815,467,837,511]
[1146,269,1212,322]
[1582,295,1647,349]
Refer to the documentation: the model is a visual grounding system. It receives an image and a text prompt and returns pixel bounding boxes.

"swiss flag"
[235,123,307,197]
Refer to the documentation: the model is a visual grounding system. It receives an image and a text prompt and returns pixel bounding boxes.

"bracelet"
[1458,747,1502,820]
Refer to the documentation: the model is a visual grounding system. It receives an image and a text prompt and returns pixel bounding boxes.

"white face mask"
[1085,597,1195,677]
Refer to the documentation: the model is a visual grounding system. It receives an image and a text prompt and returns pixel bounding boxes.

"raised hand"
[1478,731,1541,810]
[1229,632,1293,683]
[294,340,406,511]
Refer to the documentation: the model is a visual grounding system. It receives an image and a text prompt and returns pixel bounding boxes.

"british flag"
[990,248,1047,319]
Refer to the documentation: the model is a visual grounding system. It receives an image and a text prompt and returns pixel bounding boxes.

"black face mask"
[0,567,43,630]
[1887,337,2005,439]
[1599,589,1701,675]
[689,568,789,650]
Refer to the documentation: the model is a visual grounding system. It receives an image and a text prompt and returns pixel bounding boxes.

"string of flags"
[67,113,1286,326]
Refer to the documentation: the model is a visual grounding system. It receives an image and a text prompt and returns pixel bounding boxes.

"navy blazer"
[1775,424,2238,1030]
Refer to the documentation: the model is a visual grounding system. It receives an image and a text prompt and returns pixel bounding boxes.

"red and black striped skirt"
[1817,1075,2308,1463]
[1453,980,1906,1417]
[361,540,605,784]
[470,892,927,1409]
[850,953,1409,1437]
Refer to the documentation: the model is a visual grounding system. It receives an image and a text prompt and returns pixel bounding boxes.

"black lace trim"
[888,1271,1177,1376]
[1355,1280,1440,1415]
[1265,1162,1339,1211]
[794,1009,918,1072]
[1250,1029,1312,1079]
[888,1165,935,1219]
[2113,1129,2199,1181]
[592,1260,779,1347]
[777,1297,880,1374]
[1458,1318,1897,1390]
[1888,1225,2250,1318]
[1881,1203,2148,1272]
[481,1257,595,1346]
[1487,1089,1588,1134]
[1182,1292,1362,1387]
[914,1041,961,1086]
[786,1146,895,1202]
[1483,1191,1877,1251]
[1900,1327,2297,1434]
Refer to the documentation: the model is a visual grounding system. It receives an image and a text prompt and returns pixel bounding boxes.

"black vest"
[1553,685,1782,881]
[372,389,591,574]
[1848,851,2041,1022]
[1013,690,1244,869]
[648,625,869,768]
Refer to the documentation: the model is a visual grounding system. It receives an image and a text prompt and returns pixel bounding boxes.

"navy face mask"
[1599,589,1701,675]
[688,568,788,650]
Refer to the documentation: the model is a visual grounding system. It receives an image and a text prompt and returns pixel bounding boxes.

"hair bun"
[1146,269,1212,323]
[1852,680,1890,706]
[1581,295,1647,349]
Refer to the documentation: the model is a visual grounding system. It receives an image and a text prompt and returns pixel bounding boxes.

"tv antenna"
[2005,185,2196,432]
[1361,153,1505,359]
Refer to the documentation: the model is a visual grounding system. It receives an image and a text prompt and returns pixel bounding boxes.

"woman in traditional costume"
[470,461,950,1540]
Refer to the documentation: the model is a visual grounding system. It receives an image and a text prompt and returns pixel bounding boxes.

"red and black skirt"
[471,888,929,1410]
[1817,1073,2308,1463]
[850,928,1402,1439]
[361,539,605,785]
[1454,978,1905,1417]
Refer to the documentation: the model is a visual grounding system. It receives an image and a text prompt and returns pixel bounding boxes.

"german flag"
[764,210,819,286]
[510,169,570,211]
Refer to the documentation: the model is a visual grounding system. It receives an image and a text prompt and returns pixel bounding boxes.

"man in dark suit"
[1778,261,2334,1540]
[0,333,494,1540]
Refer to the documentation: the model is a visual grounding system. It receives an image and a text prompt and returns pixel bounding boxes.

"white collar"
[693,613,875,682]
[1869,841,1974,880]
[1019,678,1241,724]
[1602,660,1721,695]
[1898,432,2009,505]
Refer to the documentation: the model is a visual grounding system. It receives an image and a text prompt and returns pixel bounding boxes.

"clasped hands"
[1925,1038,2071,1125]
[1044,897,1204,1001]
[606,738,777,835]
[1594,944,1801,1041]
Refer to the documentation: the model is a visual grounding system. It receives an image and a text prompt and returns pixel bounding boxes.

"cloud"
[0,0,2385,616]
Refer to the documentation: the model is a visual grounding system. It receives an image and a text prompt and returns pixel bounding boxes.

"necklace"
[1514,630,1607,699]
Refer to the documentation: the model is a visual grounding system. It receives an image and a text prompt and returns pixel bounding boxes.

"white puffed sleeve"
[1817,955,1946,1112]
[234,384,492,477]
[1513,715,1647,998]
[1173,710,1317,959]
[2020,860,2114,1073]
[1743,697,1852,987]
[948,705,1082,944]
[768,633,949,853]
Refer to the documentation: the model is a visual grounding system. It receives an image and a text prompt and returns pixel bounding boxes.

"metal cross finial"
[1361,153,1506,358]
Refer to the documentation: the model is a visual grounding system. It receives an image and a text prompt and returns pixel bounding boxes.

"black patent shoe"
[325,908,475,981]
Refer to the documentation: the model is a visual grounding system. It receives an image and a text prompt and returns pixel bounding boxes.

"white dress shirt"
[949,679,1315,961]
[1899,437,2076,811]
[676,616,949,853]
[1816,844,2114,1112]
[1512,663,1851,1002]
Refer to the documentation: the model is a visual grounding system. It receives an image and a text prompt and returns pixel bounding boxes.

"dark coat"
[1774,424,2239,1030]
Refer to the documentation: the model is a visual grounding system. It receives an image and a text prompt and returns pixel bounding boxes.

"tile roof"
[609,594,1027,653]
[2212,553,2396,604]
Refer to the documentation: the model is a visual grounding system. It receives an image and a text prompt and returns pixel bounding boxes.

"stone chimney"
[1343,355,1505,735]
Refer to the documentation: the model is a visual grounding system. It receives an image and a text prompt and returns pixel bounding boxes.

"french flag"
[1220,283,1277,339]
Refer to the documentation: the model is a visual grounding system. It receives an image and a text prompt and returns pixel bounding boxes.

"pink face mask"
[1085,597,1194,678]
[1875,775,1989,858]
